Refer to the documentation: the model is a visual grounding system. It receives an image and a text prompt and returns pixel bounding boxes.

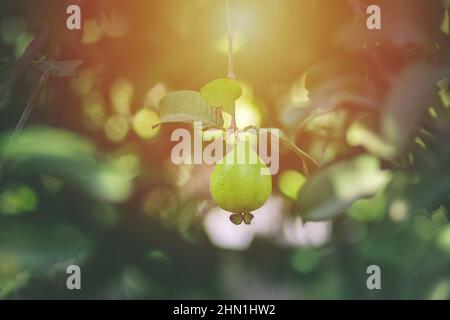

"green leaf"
[200,78,242,115]
[296,155,391,221]
[381,63,442,153]
[0,126,133,203]
[304,58,376,107]
[407,151,450,213]
[0,219,89,267]
[158,90,223,128]
[0,218,90,298]
[346,114,396,159]
[34,59,84,77]
[0,218,90,294]
[346,188,388,223]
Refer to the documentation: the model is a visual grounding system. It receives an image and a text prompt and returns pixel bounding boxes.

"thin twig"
[12,72,50,139]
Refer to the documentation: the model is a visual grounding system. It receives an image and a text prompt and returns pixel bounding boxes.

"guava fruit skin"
[210,143,272,214]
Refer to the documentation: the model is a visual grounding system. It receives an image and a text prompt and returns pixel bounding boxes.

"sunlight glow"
[214,29,247,54]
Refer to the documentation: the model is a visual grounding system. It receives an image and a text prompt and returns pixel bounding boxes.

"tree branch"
[0,25,49,93]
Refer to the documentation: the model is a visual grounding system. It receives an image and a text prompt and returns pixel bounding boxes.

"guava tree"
[0,0,449,299]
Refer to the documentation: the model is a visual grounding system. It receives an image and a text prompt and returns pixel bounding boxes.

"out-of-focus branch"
[0,71,50,182]
[0,0,85,183]
[0,0,84,93]
[0,25,49,93]
[11,72,50,140]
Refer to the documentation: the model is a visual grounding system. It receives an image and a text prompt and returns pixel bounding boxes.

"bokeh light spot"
[290,249,320,274]
[281,218,332,248]
[82,19,104,44]
[93,164,133,203]
[110,78,134,115]
[389,199,409,222]
[112,153,141,178]
[132,108,160,139]
[83,91,105,129]
[104,115,130,143]
[100,8,129,38]
[278,170,306,201]
[0,185,38,215]
[145,83,167,109]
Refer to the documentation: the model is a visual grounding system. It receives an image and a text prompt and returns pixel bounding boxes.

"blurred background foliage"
[0,0,450,299]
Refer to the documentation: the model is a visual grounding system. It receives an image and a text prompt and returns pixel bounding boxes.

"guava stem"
[225,0,235,80]
[224,0,239,139]
[231,114,238,135]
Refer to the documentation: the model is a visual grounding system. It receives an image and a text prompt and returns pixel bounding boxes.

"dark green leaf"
[381,63,442,153]
[296,155,390,221]
[0,126,133,203]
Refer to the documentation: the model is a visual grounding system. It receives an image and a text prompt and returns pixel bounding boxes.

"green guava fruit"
[210,140,272,225]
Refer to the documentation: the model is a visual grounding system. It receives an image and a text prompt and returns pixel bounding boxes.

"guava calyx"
[230,212,254,225]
